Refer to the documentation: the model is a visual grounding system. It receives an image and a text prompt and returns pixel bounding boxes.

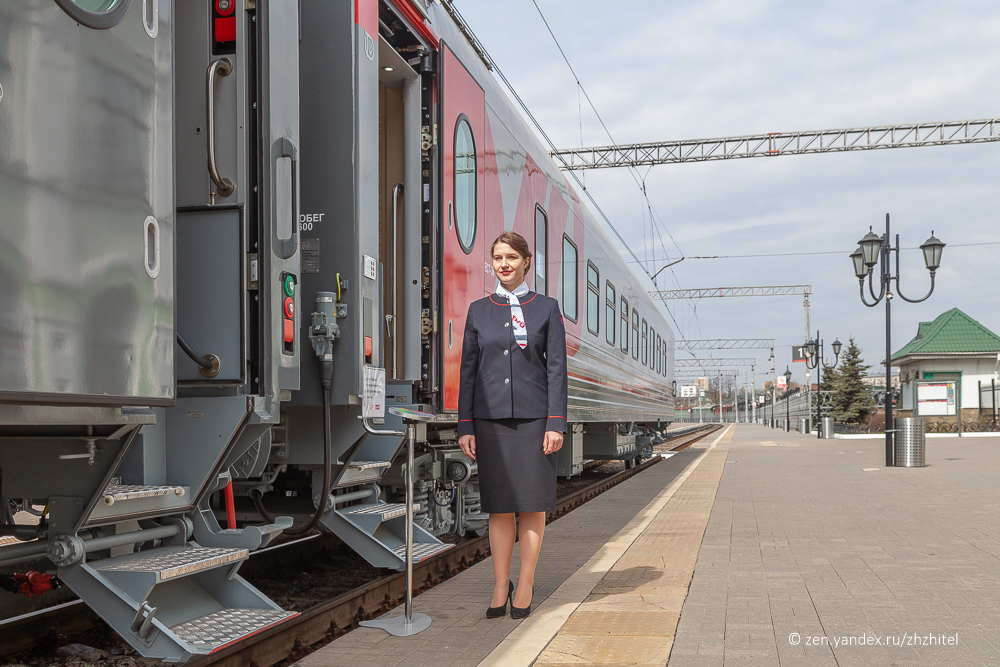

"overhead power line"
[550,117,1000,170]
[651,285,812,300]
[521,0,697,339]
[628,240,1000,263]
[438,0,648,272]
[677,339,775,351]
[676,358,756,368]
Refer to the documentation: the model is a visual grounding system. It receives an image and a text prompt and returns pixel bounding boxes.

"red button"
[215,16,236,42]
[283,318,294,343]
[364,336,372,357]
[216,0,235,16]
[283,297,294,318]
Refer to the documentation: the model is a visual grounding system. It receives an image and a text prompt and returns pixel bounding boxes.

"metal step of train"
[84,484,192,527]
[390,541,455,564]
[58,536,296,662]
[319,500,453,571]
[169,608,296,651]
[335,459,392,487]
[95,546,247,585]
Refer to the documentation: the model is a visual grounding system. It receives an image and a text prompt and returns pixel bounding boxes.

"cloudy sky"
[457,0,1000,390]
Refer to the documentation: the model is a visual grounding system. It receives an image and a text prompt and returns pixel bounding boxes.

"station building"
[893,308,1000,430]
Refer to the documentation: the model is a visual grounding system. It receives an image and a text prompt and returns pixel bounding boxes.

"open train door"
[440,43,486,412]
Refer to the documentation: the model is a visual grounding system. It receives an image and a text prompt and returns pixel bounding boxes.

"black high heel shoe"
[510,587,532,619]
[486,580,514,618]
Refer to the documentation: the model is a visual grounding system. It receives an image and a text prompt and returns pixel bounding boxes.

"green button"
[283,275,296,297]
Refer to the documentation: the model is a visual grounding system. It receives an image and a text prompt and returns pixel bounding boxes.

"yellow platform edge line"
[477,424,733,667]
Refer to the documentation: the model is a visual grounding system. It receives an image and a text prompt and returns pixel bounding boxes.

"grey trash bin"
[799,417,809,434]
[894,417,926,467]
[819,417,834,439]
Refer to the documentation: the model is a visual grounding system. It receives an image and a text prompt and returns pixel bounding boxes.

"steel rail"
[0,426,720,663]
[183,425,721,667]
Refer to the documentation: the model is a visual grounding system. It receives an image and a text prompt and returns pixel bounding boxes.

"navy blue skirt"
[474,418,557,514]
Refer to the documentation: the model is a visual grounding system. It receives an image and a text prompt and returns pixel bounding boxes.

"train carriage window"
[586,262,599,335]
[641,320,648,365]
[620,298,628,354]
[561,236,578,321]
[534,206,547,295]
[454,117,476,254]
[649,327,656,369]
[605,282,616,346]
[656,335,663,374]
[55,0,132,29]
[663,347,669,377]
[631,311,639,360]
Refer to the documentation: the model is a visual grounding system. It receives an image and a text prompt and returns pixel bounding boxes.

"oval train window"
[454,116,476,254]
[55,0,134,30]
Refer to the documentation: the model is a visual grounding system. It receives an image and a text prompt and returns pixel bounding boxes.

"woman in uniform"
[457,231,568,620]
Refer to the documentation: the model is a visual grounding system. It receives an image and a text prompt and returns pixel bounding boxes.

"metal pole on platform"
[361,406,434,636]
[770,348,776,428]
[852,214,943,465]
[404,421,415,623]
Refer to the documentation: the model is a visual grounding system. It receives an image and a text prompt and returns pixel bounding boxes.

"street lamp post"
[718,371,723,424]
[769,348,776,428]
[852,213,944,466]
[784,367,792,431]
[805,332,842,436]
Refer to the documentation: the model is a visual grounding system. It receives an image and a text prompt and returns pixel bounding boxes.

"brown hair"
[490,231,532,271]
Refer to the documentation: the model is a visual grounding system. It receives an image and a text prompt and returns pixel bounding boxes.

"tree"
[829,337,874,423]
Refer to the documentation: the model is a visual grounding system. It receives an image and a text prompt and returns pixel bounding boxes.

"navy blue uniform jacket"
[457,291,569,437]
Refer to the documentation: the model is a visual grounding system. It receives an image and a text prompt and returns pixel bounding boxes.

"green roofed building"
[892,308,1000,430]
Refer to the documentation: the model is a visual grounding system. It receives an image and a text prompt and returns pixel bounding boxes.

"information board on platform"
[916,381,956,416]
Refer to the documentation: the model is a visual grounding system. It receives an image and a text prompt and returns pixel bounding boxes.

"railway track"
[0,424,719,665]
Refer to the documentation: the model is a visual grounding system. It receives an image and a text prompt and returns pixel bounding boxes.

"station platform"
[296,424,1000,666]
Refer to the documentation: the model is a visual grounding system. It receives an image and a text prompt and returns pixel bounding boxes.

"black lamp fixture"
[784,366,792,387]
[920,232,945,272]
[850,248,866,279]
[851,214,944,466]
[858,228,883,268]
[831,339,842,357]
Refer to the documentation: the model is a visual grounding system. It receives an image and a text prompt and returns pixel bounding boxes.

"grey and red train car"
[0,0,673,660]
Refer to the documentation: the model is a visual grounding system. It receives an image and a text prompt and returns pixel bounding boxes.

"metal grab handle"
[361,415,405,437]
[206,58,234,196]
[391,183,404,379]
[271,136,299,259]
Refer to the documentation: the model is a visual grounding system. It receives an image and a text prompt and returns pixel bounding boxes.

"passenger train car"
[0,0,672,660]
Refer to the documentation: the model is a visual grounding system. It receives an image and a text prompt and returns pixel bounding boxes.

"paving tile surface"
[532,447,728,666]
[669,425,1000,667]
[294,441,710,667]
